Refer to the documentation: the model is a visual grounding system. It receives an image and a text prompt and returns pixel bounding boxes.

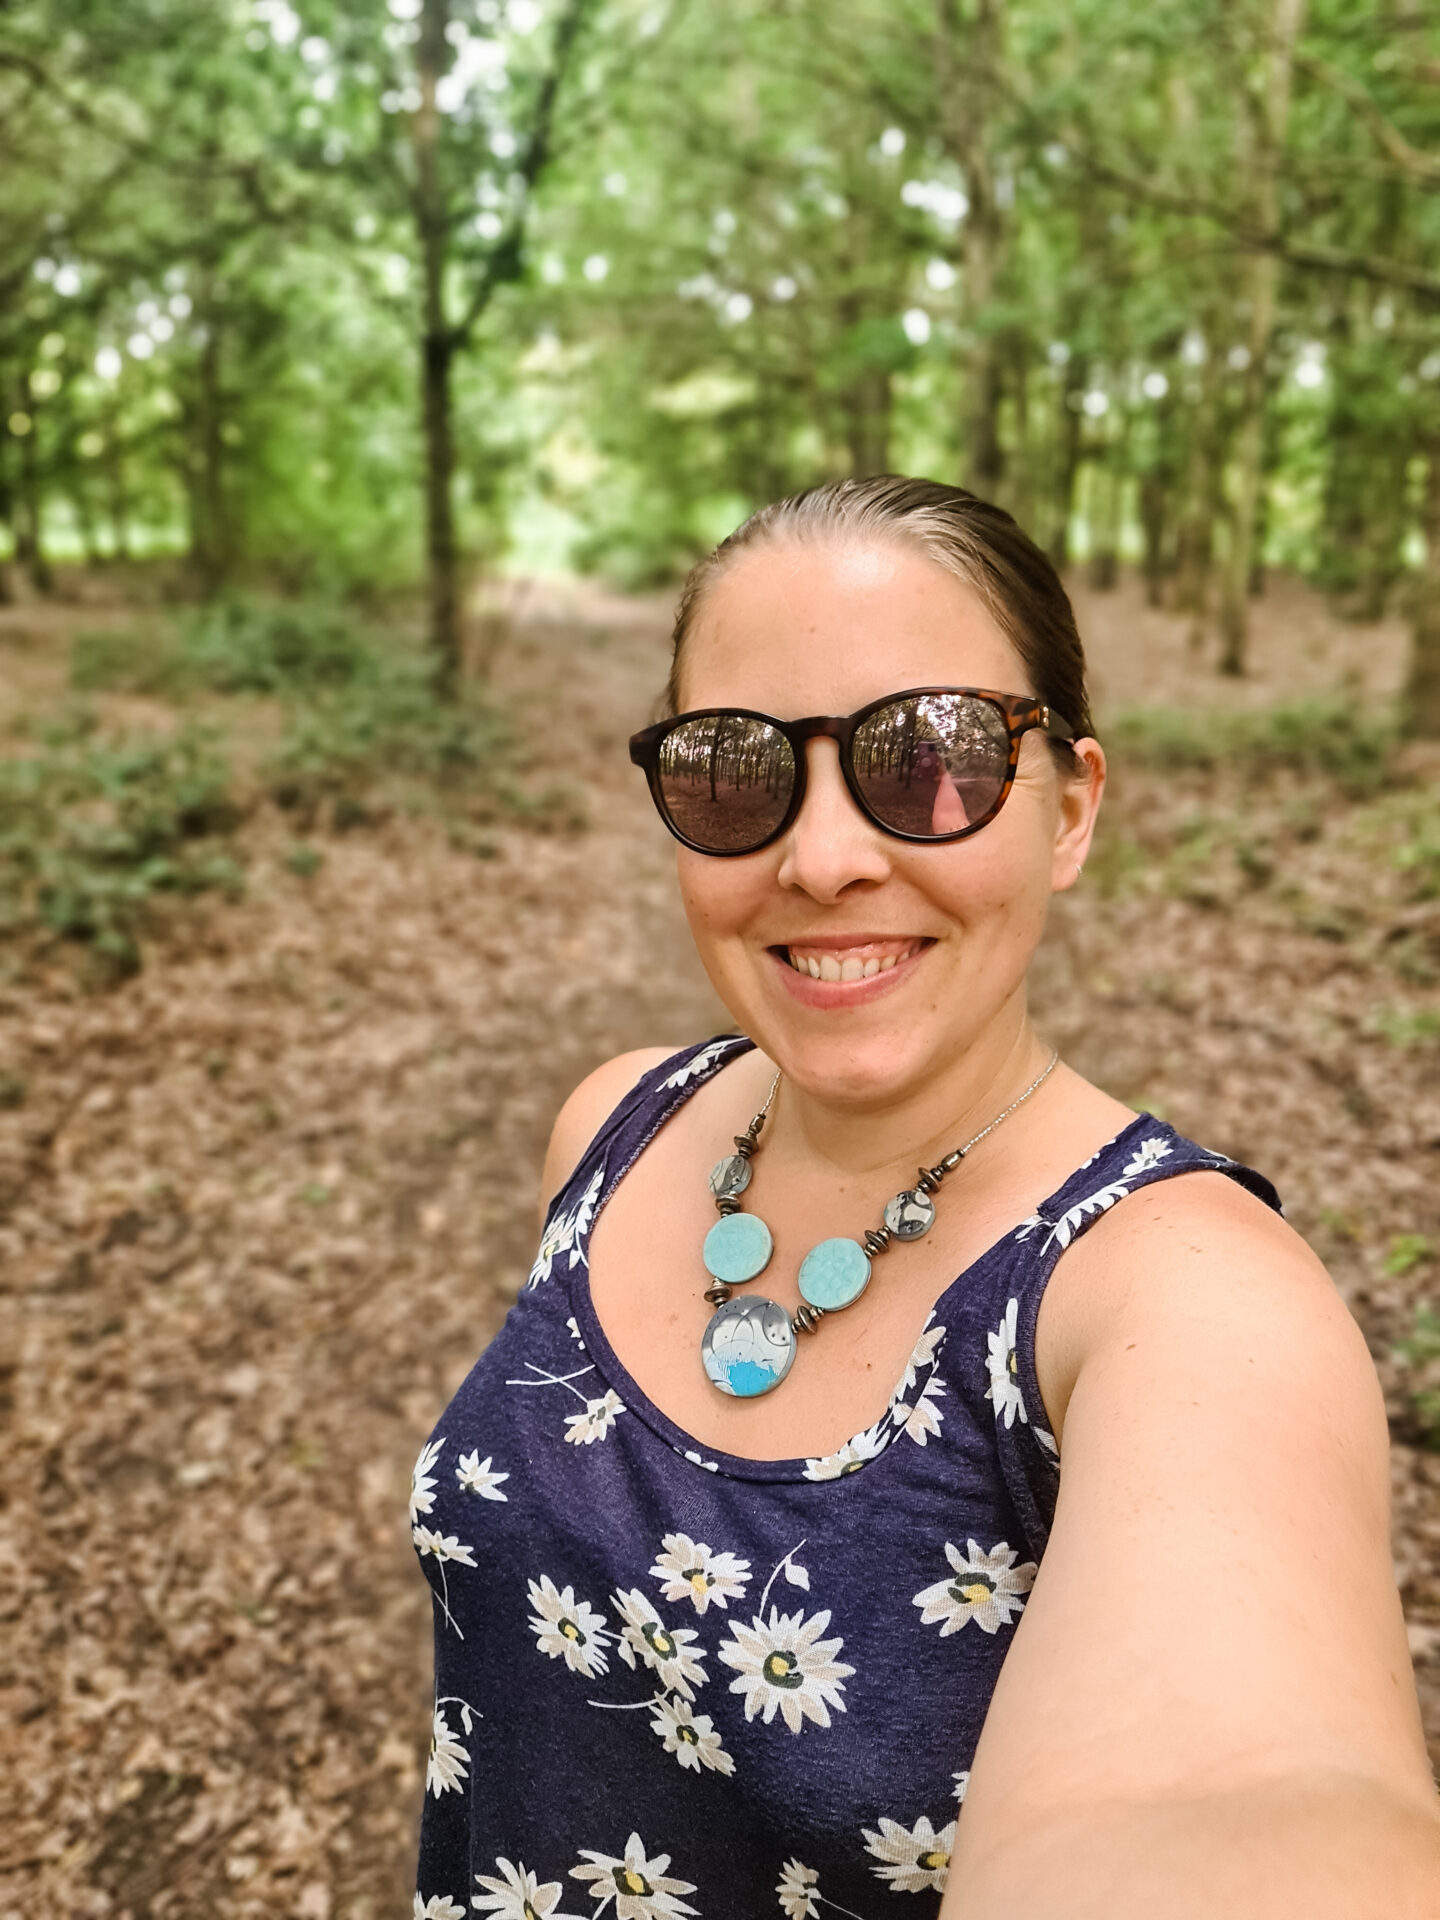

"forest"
[3,0,1440,705]
[5,5,1440,1918]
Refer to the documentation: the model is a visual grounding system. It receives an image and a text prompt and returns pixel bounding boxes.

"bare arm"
[944,1176,1440,1919]
[536,1047,678,1233]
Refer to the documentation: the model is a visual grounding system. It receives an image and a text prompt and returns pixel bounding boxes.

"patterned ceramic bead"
[883,1189,936,1241]
[702,1212,773,1285]
[708,1154,753,1201]
[797,1237,872,1312]
[700,1295,797,1397]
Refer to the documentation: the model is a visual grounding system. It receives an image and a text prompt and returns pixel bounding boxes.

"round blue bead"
[702,1211,773,1284]
[701,1296,796,1397]
[797,1236,871,1311]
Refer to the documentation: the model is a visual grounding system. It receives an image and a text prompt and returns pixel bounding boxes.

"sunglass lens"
[655,715,796,852]
[852,694,1010,838]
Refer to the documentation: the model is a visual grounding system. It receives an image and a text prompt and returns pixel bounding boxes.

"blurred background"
[3,0,1440,1914]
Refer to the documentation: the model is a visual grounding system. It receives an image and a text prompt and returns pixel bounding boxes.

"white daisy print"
[472,1857,584,1920]
[649,1534,750,1615]
[802,1420,887,1481]
[1033,1424,1059,1459]
[1121,1135,1172,1178]
[528,1165,604,1286]
[719,1606,853,1732]
[455,1451,509,1500]
[649,1695,734,1775]
[895,1372,946,1446]
[565,1390,625,1446]
[862,1813,956,1893]
[913,1538,1037,1636]
[413,1527,478,1567]
[414,1894,467,1920]
[426,1706,469,1798]
[775,1858,819,1918]
[952,1769,969,1802]
[566,1316,586,1347]
[662,1037,734,1088]
[612,1588,708,1700]
[528,1575,611,1678]
[984,1296,1027,1428]
[569,1831,697,1919]
[411,1436,444,1524]
[898,1313,946,1395]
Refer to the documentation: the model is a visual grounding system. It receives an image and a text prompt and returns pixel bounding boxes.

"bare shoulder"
[1038,1168,1352,1453]
[537,1047,679,1226]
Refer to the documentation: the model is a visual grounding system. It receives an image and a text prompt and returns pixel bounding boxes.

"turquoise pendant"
[702,1211,773,1285]
[798,1236,871,1311]
[701,1296,796,1397]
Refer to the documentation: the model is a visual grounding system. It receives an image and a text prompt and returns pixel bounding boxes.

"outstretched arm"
[945,1175,1440,1919]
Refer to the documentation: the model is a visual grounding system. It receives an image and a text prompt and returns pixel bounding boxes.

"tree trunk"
[1048,362,1086,567]
[1217,0,1307,675]
[1404,429,1440,737]
[843,364,891,477]
[938,0,1007,500]
[416,0,461,697]
[188,295,228,596]
[13,403,51,595]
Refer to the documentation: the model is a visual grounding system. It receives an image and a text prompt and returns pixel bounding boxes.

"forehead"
[679,537,1028,717]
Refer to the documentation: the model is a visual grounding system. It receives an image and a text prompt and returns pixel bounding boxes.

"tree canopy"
[3,0,1440,717]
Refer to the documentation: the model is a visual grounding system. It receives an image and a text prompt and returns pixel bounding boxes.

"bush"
[70,597,378,700]
[1107,697,1400,796]
[0,712,243,980]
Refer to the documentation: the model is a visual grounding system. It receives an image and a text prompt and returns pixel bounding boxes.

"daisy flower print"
[775,1859,819,1918]
[455,1450,509,1500]
[565,1389,625,1446]
[472,1858,583,1920]
[569,1832,697,1919]
[913,1539,1037,1636]
[862,1814,956,1893]
[718,1606,853,1733]
[414,1896,467,1920]
[984,1296,1027,1428]
[426,1705,469,1797]
[648,1534,750,1615]
[411,1437,444,1525]
[528,1575,611,1678]
[612,1588,708,1700]
[648,1696,734,1775]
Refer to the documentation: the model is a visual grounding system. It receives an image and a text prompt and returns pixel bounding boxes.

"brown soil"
[1,576,1437,1919]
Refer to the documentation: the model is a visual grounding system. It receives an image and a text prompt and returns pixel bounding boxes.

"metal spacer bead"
[862,1225,893,1257]
[715,1195,741,1216]
[791,1301,826,1334]
[916,1165,942,1195]
[704,1280,733,1308]
[733,1135,756,1157]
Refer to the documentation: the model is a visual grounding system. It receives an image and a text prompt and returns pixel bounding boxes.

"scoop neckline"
[568,1035,1152,1485]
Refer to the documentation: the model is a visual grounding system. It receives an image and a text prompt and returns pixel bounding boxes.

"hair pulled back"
[666,474,1095,772]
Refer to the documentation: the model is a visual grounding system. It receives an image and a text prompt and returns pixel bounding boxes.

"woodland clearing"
[2,575,1439,1920]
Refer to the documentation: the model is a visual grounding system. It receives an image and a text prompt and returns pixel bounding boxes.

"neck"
[761,998,1054,1186]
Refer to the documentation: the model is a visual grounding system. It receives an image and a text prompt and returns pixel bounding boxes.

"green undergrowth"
[3,600,580,982]
[1395,1303,1440,1449]
[0,711,244,982]
[1106,695,1400,798]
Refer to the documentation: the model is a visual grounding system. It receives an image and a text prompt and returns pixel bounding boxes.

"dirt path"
[2,584,1437,1919]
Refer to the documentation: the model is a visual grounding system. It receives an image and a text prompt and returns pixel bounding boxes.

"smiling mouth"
[775,938,931,982]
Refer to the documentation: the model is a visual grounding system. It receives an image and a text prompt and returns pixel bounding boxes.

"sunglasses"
[629,687,1077,856]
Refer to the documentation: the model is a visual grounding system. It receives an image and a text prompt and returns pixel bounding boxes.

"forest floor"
[2,571,1439,1920]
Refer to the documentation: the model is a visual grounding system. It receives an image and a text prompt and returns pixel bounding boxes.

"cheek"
[676,851,768,942]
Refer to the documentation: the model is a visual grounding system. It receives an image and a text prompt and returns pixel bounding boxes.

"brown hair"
[666,474,1095,772]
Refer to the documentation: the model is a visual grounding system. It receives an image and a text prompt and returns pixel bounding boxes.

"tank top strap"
[978,1117,1283,1563]
[526,1035,754,1290]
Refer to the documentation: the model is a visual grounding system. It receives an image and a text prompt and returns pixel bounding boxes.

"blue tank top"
[412,1036,1281,1920]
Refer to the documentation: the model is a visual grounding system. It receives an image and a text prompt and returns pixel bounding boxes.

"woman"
[411,478,1439,1919]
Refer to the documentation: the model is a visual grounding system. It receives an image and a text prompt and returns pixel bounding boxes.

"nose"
[775,738,892,902]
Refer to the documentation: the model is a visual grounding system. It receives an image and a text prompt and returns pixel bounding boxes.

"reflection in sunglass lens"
[852,694,1010,837]
[656,714,797,852]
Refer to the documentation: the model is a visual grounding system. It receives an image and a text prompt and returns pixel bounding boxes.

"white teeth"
[818,954,842,982]
[808,956,821,979]
[879,954,895,971]
[863,958,880,977]
[839,958,863,982]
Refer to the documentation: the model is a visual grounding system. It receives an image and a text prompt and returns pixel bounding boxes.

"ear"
[1050,739,1106,893]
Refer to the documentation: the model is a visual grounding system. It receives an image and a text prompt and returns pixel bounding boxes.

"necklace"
[698,1051,1060,1399]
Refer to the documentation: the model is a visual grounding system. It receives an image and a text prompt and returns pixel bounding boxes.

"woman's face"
[672,537,1105,1108]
